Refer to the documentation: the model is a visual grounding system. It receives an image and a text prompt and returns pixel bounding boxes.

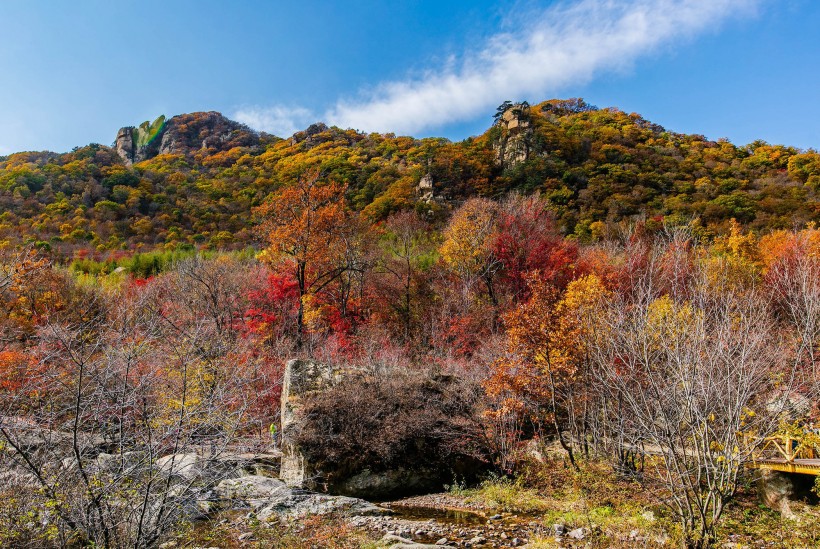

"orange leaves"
[254,170,358,347]
[0,349,35,393]
[484,272,608,421]
[256,170,349,268]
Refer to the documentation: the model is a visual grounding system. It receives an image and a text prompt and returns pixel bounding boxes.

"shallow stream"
[380,504,487,525]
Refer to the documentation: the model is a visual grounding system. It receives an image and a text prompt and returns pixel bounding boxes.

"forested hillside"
[1,99,818,260]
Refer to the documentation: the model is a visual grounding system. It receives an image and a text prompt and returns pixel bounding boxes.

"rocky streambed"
[349,506,539,548]
[203,474,538,547]
[174,471,541,548]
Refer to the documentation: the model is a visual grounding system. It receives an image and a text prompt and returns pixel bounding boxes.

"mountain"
[0,99,817,260]
[114,112,262,165]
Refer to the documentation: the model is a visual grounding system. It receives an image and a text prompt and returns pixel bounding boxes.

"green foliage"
[133,115,166,147]
[69,248,255,279]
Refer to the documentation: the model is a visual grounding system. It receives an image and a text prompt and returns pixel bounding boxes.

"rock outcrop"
[114,112,259,165]
[290,122,330,147]
[493,102,532,168]
[115,115,167,165]
[417,174,435,202]
[279,361,491,499]
[756,469,817,517]
[279,358,343,486]
[214,474,387,521]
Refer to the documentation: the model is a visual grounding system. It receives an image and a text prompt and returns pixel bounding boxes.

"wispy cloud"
[237,0,758,136]
[232,105,315,137]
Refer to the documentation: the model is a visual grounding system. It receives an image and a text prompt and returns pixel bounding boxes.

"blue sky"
[0,0,818,154]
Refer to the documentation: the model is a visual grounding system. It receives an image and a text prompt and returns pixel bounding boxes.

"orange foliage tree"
[255,170,354,349]
[484,272,608,469]
[440,198,500,322]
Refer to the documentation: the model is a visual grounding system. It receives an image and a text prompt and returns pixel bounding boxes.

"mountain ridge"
[0,99,817,260]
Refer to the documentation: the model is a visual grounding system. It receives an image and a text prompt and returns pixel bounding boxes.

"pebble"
[343,494,639,548]
[568,527,586,540]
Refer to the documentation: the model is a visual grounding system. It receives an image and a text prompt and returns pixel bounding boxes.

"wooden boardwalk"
[750,458,820,475]
[749,432,820,476]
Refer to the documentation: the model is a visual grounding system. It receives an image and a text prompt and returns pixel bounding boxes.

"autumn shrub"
[293,370,493,494]
[0,487,63,548]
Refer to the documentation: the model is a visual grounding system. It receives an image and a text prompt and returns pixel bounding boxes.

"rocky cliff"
[493,102,532,168]
[114,111,260,165]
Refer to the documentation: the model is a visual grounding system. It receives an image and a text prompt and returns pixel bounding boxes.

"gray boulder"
[156,453,205,481]
[211,474,388,521]
[333,467,441,500]
[757,469,798,517]
[257,492,388,521]
[380,534,449,548]
[215,475,290,506]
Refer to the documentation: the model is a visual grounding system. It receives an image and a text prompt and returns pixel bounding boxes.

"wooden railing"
[749,429,820,475]
[758,432,818,462]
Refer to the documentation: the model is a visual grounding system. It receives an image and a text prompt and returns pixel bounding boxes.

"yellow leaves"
[557,273,609,318]
[704,220,762,288]
[645,295,699,345]
[486,272,611,413]
[160,358,216,421]
[301,294,326,334]
[255,248,274,265]
[440,198,497,276]
[725,219,758,260]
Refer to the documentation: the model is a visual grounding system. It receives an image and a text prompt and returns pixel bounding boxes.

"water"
[381,504,487,525]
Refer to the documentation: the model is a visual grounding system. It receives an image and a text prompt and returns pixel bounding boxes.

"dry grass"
[177,513,379,549]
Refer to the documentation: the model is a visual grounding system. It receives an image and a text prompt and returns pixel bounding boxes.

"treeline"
[0,99,818,260]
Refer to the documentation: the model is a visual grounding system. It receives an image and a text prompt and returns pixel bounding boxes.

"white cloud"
[235,0,758,137]
[327,0,758,134]
[232,105,315,137]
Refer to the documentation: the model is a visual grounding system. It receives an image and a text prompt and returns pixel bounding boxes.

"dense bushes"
[293,372,492,490]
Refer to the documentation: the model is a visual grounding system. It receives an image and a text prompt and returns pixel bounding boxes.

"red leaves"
[244,271,300,334]
[483,194,580,302]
